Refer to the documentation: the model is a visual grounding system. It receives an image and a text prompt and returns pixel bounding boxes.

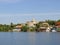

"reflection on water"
[28,32,36,45]
[0,32,60,45]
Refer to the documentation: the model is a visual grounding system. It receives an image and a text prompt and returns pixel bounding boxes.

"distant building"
[55,22,60,32]
[13,29,21,32]
[26,18,37,27]
[37,22,50,32]
[16,24,23,29]
[13,24,23,32]
[55,22,60,28]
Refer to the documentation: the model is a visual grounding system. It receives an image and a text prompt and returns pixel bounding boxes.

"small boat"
[52,30,56,32]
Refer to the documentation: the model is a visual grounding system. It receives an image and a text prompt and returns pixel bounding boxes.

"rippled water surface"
[0,32,60,45]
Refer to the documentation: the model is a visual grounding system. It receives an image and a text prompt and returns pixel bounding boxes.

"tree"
[21,24,29,32]
[10,22,14,31]
[57,19,60,22]
[45,20,56,26]
[35,22,43,32]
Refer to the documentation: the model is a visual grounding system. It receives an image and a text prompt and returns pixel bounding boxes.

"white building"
[13,29,21,32]
[26,18,37,27]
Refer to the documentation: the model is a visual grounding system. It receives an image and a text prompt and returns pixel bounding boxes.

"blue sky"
[0,0,60,24]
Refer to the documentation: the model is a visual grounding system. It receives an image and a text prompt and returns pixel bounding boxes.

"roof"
[55,22,60,26]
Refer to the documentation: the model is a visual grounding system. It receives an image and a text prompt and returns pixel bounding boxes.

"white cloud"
[0,0,22,3]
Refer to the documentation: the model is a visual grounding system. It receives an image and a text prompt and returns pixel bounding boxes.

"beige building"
[38,22,50,32]
[13,24,23,32]
[26,18,37,27]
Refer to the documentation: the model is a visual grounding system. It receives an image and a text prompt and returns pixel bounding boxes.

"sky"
[0,0,60,24]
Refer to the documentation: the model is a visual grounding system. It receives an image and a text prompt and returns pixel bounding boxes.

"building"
[55,22,60,32]
[13,24,23,32]
[37,22,50,32]
[55,22,60,28]
[26,18,37,32]
[26,18,37,27]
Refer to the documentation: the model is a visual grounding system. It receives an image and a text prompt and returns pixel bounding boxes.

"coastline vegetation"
[0,19,60,32]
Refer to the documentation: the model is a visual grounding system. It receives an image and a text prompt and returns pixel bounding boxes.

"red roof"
[55,22,60,26]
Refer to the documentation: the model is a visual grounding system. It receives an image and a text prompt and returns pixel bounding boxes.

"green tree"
[21,24,29,32]
[45,20,56,26]
[57,19,60,22]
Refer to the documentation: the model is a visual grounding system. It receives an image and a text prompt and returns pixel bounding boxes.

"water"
[0,32,60,45]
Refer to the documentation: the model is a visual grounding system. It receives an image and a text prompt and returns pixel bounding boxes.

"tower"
[31,18,37,24]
